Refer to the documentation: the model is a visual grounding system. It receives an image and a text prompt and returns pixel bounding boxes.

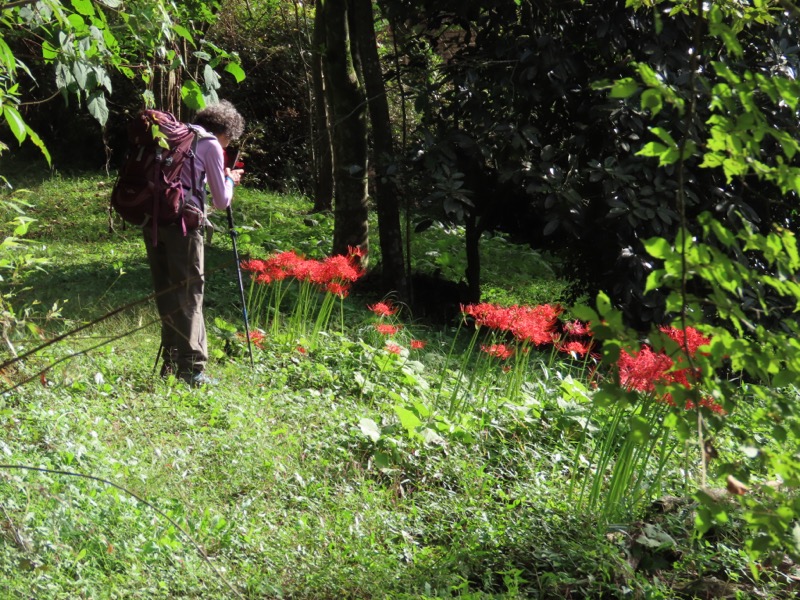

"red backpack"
[110,109,205,244]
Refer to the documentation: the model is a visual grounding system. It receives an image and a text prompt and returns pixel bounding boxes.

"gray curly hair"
[194,100,245,141]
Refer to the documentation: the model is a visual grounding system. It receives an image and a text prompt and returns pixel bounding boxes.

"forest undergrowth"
[0,168,797,599]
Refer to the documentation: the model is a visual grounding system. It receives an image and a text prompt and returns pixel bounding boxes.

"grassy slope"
[0,167,795,599]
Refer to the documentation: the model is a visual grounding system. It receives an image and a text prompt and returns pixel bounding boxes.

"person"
[144,100,245,387]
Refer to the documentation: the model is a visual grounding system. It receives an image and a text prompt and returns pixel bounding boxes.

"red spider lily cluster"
[558,319,594,357]
[241,248,364,298]
[385,342,403,355]
[461,302,563,346]
[237,330,266,349]
[481,343,515,360]
[410,339,426,350]
[375,323,402,336]
[368,301,399,317]
[618,326,724,414]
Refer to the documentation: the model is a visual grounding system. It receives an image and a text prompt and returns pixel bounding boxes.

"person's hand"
[225,167,244,185]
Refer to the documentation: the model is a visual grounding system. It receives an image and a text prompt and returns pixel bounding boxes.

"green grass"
[0,166,797,599]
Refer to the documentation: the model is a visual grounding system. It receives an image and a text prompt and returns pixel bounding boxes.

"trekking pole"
[152,343,163,377]
[227,205,255,367]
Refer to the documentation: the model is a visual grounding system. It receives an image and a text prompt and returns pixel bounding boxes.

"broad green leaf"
[643,237,672,259]
[644,269,665,293]
[394,405,422,433]
[609,77,638,99]
[172,24,194,44]
[420,428,444,445]
[72,61,88,89]
[640,88,663,116]
[87,92,108,125]
[572,304,599,324]
[224,62,246,83]
[4,105,27,144]
[68,13,87,31]
[373,452,391,469]
[635,63,661,88]
[629,415,652,442]
[0,38,17,69]
[596,291,612,316]
[181,81,205,110]
[658,146,680,166]
[637,141,668,159]
[204,64,220,90]
[358,418,380,442]
[650,127,677,148]
[41,39,60,61]
[24,124,51,165]
[71,0,95,16]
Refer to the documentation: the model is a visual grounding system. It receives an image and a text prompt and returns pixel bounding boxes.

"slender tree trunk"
[351,0,407,297]
[465,214,481,303]
[320,0,369,259]
[311,0,333,212]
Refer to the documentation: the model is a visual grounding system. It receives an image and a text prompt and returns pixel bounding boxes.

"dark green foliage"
[385,0,799,327]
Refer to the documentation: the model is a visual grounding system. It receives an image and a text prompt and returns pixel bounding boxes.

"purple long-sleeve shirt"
[181,125,234,211]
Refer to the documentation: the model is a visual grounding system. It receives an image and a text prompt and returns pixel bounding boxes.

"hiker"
[144,100,245,387]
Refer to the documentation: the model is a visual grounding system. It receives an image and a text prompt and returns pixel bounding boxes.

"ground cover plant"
[0,166,799,598]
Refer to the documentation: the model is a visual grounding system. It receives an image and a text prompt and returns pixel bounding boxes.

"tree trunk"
[351,0,407,298]
[465,214,482,303]
[320,0,369,259]
[311,0,333,212]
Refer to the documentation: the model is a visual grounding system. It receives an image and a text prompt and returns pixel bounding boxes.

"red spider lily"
[238,330,265,349]
[617,344,722,414]
[559,340,592,357]
[346,246,367,268]
[659,325,711,356]
[240,259,268,273]
[510,304,562,346]
[385,342,403,355]
[410,339,426,350]
[321,254,364,283]
[325,281,350,298]
[461,303,516,331]
[297,346,307,354]
[617,346,675,394]
[481,343,515,360]
[375,323,401,335]
[564,320,591,336]
[247,249,366,288]
[288,257,319,282]
[272,250,306,270]
[685,397,727,415]
[368,301,399,317]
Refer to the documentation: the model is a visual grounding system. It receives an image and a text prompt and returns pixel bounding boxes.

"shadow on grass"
[15,235,248,328]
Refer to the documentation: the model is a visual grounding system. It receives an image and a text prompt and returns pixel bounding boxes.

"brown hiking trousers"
[143,225,207,374]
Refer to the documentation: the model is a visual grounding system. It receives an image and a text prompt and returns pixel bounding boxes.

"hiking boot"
[179,370,218,388]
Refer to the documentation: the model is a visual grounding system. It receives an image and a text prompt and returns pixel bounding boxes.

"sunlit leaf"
[4,105,26,144]
[87,91,108,125]
[71,0,96,16]
[358,418,380,442]
[224,62,246,83]
[609,77,639,98]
